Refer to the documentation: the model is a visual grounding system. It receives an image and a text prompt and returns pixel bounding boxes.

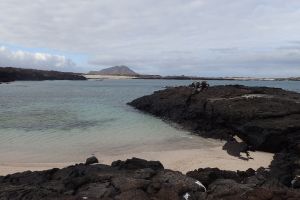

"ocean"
[0,79,299,164]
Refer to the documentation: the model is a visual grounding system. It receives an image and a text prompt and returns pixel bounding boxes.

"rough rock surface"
[0,67,86,82]
[129,85,300,152]
[187,167,300,200]
[0,158,205,200]
[128,85,300,186]
[1,157,300,200]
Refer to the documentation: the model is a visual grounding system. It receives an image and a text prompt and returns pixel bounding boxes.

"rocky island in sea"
[88,66,139,76]
[85,66,141,79]
[1,83,300,199]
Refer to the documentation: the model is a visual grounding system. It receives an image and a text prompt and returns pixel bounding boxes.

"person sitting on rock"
[189,82,195,88]
[186,81,209,105]
[200,81,209,92]
[191,81,201,94]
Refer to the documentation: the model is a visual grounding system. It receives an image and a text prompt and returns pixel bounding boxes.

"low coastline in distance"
[1,65,299,83]
[86,65,300,81]
[0,66,86,83]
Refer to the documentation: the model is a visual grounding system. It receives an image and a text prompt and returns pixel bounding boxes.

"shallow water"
[0,79,299,163]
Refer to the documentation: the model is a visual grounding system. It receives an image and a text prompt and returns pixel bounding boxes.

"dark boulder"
[111,157,164,171]
[292,176,300,188]
[205,179,300,200]
[85,156,99,165]
[186,168,246,187]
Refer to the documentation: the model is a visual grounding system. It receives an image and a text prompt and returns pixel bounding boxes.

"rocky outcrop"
[129,85,300,152]
[187,167,300,200]
[1,157,300,200]
[128,85,300,186]
[0,67,86,83]
[0,158,206,200]
[111,157,164,171]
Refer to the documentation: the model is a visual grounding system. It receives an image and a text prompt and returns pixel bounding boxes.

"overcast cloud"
[0,0,300,77]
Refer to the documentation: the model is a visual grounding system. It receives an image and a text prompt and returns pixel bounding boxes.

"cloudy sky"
[0,0,300,77]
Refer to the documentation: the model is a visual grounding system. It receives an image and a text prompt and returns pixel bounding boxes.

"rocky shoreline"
[1,84,300,199]
[128,85,300,189]
[1,157,300,200]
[0,67,86,83]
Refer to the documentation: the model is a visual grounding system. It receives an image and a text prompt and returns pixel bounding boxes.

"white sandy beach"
[0,145,273,175]
[83,74,136,80]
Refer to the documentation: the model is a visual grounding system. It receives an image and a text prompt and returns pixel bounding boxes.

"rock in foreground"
[1,157,300,200]
[0,158,204,200]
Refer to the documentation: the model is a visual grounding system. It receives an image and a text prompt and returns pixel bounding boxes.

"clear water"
[0,79,299,163]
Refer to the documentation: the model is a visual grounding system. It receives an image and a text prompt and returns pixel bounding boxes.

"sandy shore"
[84,74,136,79]
[99,147,274,173]
[0,146,273,175]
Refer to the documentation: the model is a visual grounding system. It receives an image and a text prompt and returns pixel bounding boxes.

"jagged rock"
[129,85,300,186]
[205,179,300,200]
[207,179,252,199]
[128,85,300,153]
[77,182,117,199]
[115,189,149,200]
[112,177,150,192]
[111,157,164,171]
[237,168,255,178]
[291,176,300,188]
[0,158,203,200]
[1,158,300,199]
[133,168,156,179]
[85,156,99,165]
[186,168,248,187]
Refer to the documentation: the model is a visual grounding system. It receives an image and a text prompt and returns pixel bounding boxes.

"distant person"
[189,81,209,94]
[200,81,209,92]
[190,81,201,94]
[189,81,199,88]
[186,81,207,105]
[189,82,195,87]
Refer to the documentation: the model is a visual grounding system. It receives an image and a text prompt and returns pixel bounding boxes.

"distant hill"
[0,67,86,83]
[88,66,139,76]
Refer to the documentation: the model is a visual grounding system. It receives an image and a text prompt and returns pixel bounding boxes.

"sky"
[0,0,300,77]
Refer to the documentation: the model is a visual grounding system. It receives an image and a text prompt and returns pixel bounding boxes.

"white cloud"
[0,0,300,76]
[0,46,75,70]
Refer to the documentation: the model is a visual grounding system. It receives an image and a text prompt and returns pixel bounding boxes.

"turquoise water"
[0,79,299,163]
